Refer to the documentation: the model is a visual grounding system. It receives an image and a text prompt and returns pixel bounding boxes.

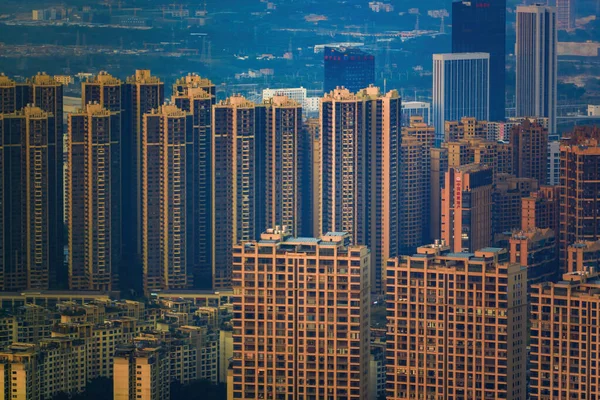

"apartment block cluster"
[0,290,233,400]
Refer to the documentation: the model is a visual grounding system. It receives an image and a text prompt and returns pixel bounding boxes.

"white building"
[516,5,558,134]
[487,117,549,142]
[547,139,560,186]
[433,53,490,145]
[588,105,600,116]
[262,87,320,116]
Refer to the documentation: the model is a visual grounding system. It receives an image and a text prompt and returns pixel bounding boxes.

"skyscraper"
[521,185,559,232]
[212,95,266,289]
[441,163,493,253]
[509,119,548,184]
[556,0,576,30]
[558,127,600,272]
[452,0,506,122]
[386,245,528,400]
[66,104,121,291]
[516,5,558,133]
[0,74,29,113]
[492,174,539,235]
[530,269,600,400]
[320,86,402,293]
[323,47,375,94]
[113,345,170,400]
[141,105,193,293]
[82,71,124,113]
[433,53,490,145]
[124,70,164,289]
[172,73,215,289]
[0,106,56,291]
[230,228,371,400]
[402,116,435,245]
[509,228,557,286]
[263,96,305,237]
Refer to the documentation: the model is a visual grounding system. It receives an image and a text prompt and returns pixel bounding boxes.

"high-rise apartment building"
[547,139,560,185]
[263,96,305,237]
[509,119,548,184]
[530,269,600,400]
[212,95,266,289]
[124,70,164,288]
[141,105,193,293]
[171,73,215,289]
[320,86,401,293]
[521,185,559,232]
[0,106,58,291]
[445,117,488,142]
[323,47,375,94]
[432,53,490,145]
[386,245,528,400]
[402,116,435,248]
[0,74,29,113]
[429,147,449,241]
[509,228,557,286]
[82,71,124,113]
[230,228,371,400]
[567,240,600,273]
[441,164,493,253]
[556,0,576,30]
[452,0,506,122]
[492,174,539,235]
[558,127,600,272]
[446,137,513,179]
[516,5,558,133]
[114,344,170,400]
[66,104,120,291]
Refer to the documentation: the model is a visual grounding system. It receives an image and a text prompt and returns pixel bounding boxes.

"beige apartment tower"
[320,86,401,293]
[530,269,600,400]
[124,70,164,283]
[66,103,121,291]
[0,106,57,291]
[212,95,266,290]
[386,245,528,400]
[402,116,435,246]
[171,73,216,288]
[141,105,193,293]
[113,345,170,400]
[264,96,304,237]
[441,164,493,253]
[231,228,371,400]
[558,127,600,272]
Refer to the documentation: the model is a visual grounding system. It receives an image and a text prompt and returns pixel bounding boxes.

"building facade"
[113,345,170,400]
[323,47,375,94]
[558,127,600,273]
[320,86,402,293]
[452,0,506,122]
[530,269,600,400]
[433,53,490,146]
[230,228,371,400]
[509,119,548,184]
[441,164,494,253]
[171,73,215,289]
[66,104,121,291]
[386,245,528,400]
[141,105,193,293]
[0,106,58,291]
[212,95,266,290]
[516,5,558,133]
[509,228,557,286]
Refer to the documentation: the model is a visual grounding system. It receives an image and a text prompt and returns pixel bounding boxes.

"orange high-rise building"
[231,228,370,400]
[386,245,528,400]
[558,127,600,272]
[141,105,192,293]
[320,86,401,293]
[171,74,215,288]
[509,228,557,286]
[441,164,493,253]
[66,103,121,291]
[530,269,600,400]
[521,185,559,232]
